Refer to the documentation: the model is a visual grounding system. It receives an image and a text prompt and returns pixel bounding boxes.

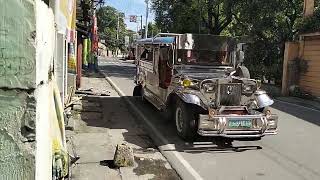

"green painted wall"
[0,0,36,89]
[0,0,36,179]
[0,90,35,180]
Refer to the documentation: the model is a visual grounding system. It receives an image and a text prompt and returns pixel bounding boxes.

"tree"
[151,0,241,35]
[148,22,160,37]
[96,6,127,51]
[151,0,200,33]
[151,0,305,84]
[229,0,303,83]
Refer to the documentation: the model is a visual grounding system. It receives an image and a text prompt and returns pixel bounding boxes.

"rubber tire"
[174,99,198,141]
[133,85,142,96]
[235,66,250,79]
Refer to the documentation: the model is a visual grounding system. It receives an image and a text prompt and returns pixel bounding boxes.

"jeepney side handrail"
[154,33,182,38]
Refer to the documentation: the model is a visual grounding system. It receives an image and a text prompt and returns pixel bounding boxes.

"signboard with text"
[129,15,137,22]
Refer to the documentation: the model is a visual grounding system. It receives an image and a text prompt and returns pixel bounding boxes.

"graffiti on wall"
[0,12,36,89]
[0,48,35,77]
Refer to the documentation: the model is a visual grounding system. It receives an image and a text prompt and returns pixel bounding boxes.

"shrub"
[296,9,320,34]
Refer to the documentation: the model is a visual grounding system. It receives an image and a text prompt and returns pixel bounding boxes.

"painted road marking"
[104,75,204,180]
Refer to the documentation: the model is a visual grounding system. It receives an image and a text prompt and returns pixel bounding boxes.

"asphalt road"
[99,57,320,180]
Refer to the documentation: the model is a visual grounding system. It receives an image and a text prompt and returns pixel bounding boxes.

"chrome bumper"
[198,114,278,138]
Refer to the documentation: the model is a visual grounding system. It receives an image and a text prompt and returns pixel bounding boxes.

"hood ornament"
[227,85,233,95]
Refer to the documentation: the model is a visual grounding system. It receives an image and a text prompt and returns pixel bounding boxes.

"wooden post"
[77,44,83,89]
[304,0,315,17]
[282,42,299,96]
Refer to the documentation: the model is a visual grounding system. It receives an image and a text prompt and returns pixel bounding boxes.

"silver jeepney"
[133,33,278,141]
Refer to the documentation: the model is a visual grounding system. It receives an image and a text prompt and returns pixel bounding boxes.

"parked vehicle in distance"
[133,33,278,142]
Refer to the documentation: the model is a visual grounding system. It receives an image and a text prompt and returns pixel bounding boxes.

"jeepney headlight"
[181,79,199,88]
[242,84,256,94]
[182,79,192,87]
[199,118,219,130]
[203,83,215,92]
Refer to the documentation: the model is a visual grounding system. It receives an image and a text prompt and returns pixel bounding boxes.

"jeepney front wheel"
[174,99,198,141]
[133,85,142,96]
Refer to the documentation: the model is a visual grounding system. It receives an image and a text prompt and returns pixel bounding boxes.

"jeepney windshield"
[176,49,231,66]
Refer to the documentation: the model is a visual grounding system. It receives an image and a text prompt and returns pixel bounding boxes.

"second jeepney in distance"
[133,33,278,142]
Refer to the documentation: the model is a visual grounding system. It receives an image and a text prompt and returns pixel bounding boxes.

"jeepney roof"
[136,33,247,51]
[178,34,237,51]
[136,37,176,45]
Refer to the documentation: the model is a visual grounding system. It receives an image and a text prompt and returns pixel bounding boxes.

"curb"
[104,74,204,180]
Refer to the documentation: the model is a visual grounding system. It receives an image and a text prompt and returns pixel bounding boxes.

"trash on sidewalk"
[65,96,83,109]
[75,89,110,96]
[114,143,135,167]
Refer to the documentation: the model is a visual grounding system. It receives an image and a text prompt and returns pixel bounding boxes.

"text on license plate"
[228,119,252,128]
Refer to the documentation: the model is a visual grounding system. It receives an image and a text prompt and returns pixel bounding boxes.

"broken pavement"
[66,74,180,180]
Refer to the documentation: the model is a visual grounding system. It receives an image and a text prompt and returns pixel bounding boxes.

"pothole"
[133,157,181,180]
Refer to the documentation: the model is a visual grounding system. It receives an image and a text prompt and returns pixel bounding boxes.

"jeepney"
[133,33,278,142]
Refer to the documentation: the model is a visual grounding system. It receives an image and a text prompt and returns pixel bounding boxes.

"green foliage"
[96,6,129,51]
[296,8,320,34]
[231,0,303,84]
[148,22,160,37]
[151,0,305,85]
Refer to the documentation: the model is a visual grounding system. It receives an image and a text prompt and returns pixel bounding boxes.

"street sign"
[129,15,137,22]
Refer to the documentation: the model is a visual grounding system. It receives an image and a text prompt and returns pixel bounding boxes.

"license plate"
[228,119,252,128]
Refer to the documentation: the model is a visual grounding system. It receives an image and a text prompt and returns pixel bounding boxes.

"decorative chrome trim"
[198,114,278,138]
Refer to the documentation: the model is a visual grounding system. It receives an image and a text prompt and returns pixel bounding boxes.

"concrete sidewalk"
[66,73,180,180]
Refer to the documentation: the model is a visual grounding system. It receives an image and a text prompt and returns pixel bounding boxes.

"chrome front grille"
[218,83,242,106]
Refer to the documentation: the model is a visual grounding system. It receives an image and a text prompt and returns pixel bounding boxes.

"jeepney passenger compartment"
[159,47,173,89]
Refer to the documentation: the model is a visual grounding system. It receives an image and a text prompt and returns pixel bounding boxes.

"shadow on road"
[78,94,181,179]
[99,64,136,81]
[79,94,262,156]
[272,102,320,126]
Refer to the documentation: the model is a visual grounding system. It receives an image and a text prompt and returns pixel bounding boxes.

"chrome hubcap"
[175,107,183,132]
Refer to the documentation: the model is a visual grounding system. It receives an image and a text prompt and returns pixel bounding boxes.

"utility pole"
[198,0,203,34]
[145,0,149,38]
[116,13,120,40]
[116,13,120,56]
[141,15,143,37]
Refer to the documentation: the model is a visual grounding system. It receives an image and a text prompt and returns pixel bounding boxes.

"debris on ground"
[66,75,180,180]
[72,104,83,112]
[75,89,110,96]
[133,157,180,180]
[113,143,135,167]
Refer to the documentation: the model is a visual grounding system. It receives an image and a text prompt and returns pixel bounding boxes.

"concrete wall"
[0,0,37,179]
[35,1,56,180]
[282,42,300,96]
[283,36,320,97]
[299,36,320,97]
[0,0,65,179]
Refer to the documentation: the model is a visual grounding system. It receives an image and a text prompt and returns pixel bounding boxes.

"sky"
[105,0,155,32]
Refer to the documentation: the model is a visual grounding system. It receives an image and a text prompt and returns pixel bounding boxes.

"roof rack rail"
[154,33,182,38]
